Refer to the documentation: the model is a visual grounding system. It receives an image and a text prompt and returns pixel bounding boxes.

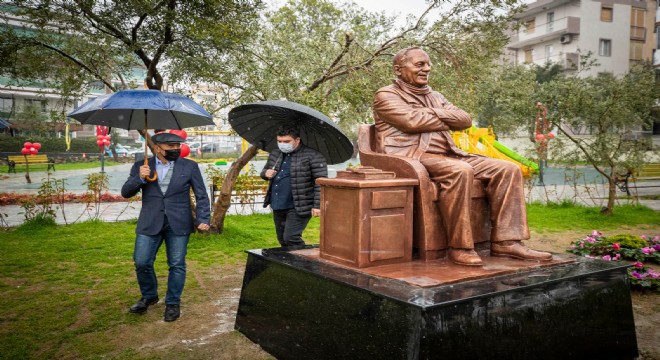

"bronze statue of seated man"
[372,46,552,266]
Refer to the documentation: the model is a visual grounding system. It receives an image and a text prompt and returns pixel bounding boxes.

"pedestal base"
[235,247,638,360]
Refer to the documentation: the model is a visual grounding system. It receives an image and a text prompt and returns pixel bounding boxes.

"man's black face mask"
[163,149,181,161]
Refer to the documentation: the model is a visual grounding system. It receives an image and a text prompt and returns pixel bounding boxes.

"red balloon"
[23,142,33,148]
[104,135,111,141]
[547,133,555,139]
[535,134,546,141]
[21,148,30,155]
[103,140,111,145]
[97,140,104,146]
[33,143,41,149]
[97,135,104,140]
[170,129,187,139]
[30,147,38,154]
[179,143,190,158]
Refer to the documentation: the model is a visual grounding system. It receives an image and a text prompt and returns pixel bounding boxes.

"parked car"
[104,144,129,157]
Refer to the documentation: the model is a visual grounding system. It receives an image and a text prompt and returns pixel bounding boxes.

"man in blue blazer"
[121,132,211,322]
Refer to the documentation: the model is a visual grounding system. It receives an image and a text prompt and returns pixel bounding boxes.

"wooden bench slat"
[6,154,55,173]
[616,163,660,195]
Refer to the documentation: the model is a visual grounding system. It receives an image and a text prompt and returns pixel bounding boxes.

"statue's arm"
[373,91,450,134]
[429,94,472,131]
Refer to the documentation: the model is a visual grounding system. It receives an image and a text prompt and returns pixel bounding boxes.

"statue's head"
[393,47,431,88]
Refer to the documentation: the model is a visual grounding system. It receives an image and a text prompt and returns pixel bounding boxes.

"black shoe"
[164,304,180,322]
[129,297,159,314]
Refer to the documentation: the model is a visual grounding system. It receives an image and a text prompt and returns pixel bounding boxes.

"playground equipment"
[451,126,539,177]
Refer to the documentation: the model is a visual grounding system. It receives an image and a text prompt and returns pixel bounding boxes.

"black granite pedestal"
[234,248,638,360]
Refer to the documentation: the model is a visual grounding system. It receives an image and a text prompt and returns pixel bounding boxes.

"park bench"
[7,154,55,174]
[209,176,268,205]
[616,163,660,195]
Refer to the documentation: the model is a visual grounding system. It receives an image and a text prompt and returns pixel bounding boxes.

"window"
[0,97,12,112]
[630,7,646,40]
[545,45,554,61]
[525,18,535,33]
[547,12,554,32]
[630,41,644,64]
[599,39,612,57]
[601,6,613,22]
[631,7,645,27]
[25,99,47,112]
[524,49,533,63]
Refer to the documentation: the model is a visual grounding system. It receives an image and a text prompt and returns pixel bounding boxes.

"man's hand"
[197,223,210,231]
[311,208,321,217]
[139,165,151,179]
[264,169,277,179]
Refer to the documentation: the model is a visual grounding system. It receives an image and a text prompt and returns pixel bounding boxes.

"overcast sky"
[348,0,434,18]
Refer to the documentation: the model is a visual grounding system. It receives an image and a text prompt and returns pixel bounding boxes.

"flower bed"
[567,231,660,292]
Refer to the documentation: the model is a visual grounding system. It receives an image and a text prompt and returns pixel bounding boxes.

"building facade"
[506,0,657,77]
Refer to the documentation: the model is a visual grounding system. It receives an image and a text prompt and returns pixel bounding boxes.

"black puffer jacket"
[260,144,328,216]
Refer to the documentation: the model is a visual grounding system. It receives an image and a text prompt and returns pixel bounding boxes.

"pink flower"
[602,255,611,261]
[631,271,642,279]
[653,244,660,251]
[641,247,656,255]
[633,262,644,268]
[614,254,621,260]
[592,230,602,236]
[648,270,659,279]
[586,237,597,244]
[652,236,659,243]
[612,243,620,250]
[641,235,648,240]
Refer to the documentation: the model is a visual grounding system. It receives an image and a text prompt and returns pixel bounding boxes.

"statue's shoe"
[491,241,553,261]
[449,248,483,266]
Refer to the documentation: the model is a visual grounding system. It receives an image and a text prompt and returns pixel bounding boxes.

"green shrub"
[601,234,648,249]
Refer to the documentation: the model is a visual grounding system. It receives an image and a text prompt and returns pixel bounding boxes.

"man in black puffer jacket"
[261,126,328,247]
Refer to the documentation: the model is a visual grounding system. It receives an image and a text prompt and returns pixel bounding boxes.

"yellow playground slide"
[451,126,539,177]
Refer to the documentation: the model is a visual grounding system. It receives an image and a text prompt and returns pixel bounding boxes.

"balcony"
[630,26,646,41]
[508,16,580,50]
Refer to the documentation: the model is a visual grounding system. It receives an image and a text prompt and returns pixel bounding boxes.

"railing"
[630,26,646,41]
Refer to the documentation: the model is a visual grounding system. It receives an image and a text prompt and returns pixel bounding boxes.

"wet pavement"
[1,159,658,227]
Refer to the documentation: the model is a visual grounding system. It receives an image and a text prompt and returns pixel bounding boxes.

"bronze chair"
[357,124,490,261]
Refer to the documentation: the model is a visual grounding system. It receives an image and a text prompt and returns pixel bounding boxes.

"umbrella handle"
[143,128,158,182]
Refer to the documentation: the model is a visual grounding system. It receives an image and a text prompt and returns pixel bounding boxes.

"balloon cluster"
[21,142,41,155]
[534,102,555,142]
[96,134,111,148]
[155,129,190,158]
[96,126,110,152]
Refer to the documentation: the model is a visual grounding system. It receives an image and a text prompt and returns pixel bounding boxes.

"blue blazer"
[121,157,211,236]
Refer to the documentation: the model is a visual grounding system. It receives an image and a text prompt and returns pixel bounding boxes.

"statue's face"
[394,49,432,87]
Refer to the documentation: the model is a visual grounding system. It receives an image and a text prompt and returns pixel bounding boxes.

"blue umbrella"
[68,89,214,130]
[68,89,214,182]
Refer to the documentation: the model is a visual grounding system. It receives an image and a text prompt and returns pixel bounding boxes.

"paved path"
[1,160,658,227]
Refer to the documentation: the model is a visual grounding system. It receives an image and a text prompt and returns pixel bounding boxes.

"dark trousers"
[272,208,311,247]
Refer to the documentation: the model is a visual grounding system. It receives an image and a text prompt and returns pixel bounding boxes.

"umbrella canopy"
[0,118,11,129]
[68,89,214,130]
[228,100,353,164]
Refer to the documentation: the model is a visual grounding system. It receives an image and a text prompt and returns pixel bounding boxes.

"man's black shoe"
[129,297,159,314]
[164,304,180,322]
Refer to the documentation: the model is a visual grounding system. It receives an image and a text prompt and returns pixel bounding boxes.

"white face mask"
[278,142,294,153]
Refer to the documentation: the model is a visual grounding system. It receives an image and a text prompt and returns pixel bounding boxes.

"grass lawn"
[0,206,658,359]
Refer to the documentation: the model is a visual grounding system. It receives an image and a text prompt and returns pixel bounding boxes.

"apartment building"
[506,0,657,77]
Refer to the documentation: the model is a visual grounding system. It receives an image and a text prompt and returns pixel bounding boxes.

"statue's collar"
[393,79,432,95]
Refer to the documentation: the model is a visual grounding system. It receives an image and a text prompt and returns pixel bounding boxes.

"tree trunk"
[210,144,261,233]
[602,176,616,215]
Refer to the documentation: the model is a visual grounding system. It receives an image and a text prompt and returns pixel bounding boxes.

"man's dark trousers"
[272,208,311,247]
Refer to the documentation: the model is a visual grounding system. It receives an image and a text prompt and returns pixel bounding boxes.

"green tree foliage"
[187,0,522,138]
[1,0,262,93]
[475,56,658,215]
